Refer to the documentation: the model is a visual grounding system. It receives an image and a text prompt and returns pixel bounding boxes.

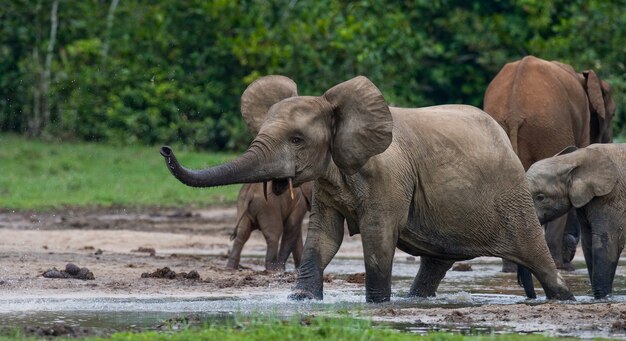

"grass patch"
[0,134,241,210]
[0,316,574,341]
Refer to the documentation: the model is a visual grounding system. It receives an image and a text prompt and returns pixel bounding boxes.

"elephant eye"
[290,136,303,144]
[536,193,546,202]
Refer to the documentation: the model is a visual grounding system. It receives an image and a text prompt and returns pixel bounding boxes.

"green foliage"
[0,0,625,150]
[0,134,240,209]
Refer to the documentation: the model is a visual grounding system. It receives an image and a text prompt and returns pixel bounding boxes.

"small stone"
[452,263,472,271]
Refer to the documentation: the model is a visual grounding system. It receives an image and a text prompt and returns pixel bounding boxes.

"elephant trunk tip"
[160,146,173,158]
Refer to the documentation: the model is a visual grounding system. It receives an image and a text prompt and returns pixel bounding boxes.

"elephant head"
[580,70,616,143]
[527,146,618,224]
[160,76,393,194]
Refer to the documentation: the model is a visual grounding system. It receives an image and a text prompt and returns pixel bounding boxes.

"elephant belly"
[396,224,479,261]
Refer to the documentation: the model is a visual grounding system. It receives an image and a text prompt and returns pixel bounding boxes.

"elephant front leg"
[290,204,344,301]
[588,217,623,299]
[278,211,306,268]
[544,213,568,269]
[408,257,454,297]
[258,213,284,271]
[360,222,399,303]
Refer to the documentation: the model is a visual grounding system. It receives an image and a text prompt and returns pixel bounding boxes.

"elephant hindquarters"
[494,186,574,300]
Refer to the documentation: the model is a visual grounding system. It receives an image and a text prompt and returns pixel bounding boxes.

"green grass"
[0,316,575,341]
[0,134,241,210]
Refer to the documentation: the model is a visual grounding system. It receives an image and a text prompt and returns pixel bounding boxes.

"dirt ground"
[2,206,626,338]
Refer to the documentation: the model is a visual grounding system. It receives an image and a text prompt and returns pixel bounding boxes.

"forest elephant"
[484,55,616,272]
[160,75,573,302]
[227,181,312,271]
[527,144,625,299]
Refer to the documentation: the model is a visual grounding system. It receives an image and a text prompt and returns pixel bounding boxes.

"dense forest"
[1,0,625,150]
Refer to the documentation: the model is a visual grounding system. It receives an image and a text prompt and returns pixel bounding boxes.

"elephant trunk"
[160,146,291,188]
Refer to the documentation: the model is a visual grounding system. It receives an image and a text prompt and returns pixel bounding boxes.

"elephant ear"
[241,75,298,136]
[568,148,618,208]
[323,76,393,175]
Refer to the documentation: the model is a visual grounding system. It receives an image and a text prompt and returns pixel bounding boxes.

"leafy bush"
[1,0,624,150]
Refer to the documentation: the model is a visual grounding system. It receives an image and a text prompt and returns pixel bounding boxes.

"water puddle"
[2,256,626,338]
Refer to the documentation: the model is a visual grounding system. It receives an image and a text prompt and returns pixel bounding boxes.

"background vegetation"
[0,134,240,209]
[1,0,625,151]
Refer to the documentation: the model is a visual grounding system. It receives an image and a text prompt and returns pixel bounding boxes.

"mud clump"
[444,310,473,323]
[611,312,626,331]
[132,247,156,256]
[205,270,296,288]
[346,272,365,284]
[42,263,95,280]
[141,267,201,280]
[452,263,472,271]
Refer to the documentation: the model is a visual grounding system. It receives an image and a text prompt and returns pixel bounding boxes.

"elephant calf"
[527,144,626,299]
[227,181,312,271]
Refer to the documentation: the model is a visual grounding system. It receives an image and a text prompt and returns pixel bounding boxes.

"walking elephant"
[527,144,625,299]
[227,181,312,271]
[160,75,573,302]
[484,55,616,272]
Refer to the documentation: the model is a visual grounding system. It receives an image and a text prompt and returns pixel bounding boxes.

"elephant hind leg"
[507,246,574,300]
[516,264,536,299]
[226,218,253,270]
[408,257,454,298]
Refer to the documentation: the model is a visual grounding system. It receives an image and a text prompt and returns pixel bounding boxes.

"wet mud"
[2,206,626,338]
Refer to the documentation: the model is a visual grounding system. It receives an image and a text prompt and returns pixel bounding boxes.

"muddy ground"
[2,206,626,338]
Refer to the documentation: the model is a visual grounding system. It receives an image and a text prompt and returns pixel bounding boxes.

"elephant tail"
[230,200,252,241]
[505,119,521,156]
[517,264,536,299]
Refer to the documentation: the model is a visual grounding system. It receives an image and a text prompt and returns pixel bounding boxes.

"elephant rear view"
[227,181,312,271]
[484,55,616,271]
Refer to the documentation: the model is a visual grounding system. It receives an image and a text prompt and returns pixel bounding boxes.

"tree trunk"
[41,0,59,134]
[102,0,120,66]
[29,47,42,137]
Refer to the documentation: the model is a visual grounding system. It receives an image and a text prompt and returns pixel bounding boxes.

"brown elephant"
[160,75,573,302]
[527,144,626,299]
[483,55,616,272]
[227,181,312,271]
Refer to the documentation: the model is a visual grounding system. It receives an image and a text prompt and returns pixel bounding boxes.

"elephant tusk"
[263,181,268,201]
[288,178,294,200]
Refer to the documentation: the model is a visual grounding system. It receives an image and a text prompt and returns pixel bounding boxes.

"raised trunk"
[160,146,291,188]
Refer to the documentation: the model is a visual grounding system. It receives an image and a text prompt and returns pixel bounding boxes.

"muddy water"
[3,256,626,338]
[3,207,626,338]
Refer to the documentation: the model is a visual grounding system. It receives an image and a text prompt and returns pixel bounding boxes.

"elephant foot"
[288,289,319,301]
[366,294,391,303]
[593,289,611,300]
[265,263,286,272]
[558,262,576,272]
[501,260,517,273]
